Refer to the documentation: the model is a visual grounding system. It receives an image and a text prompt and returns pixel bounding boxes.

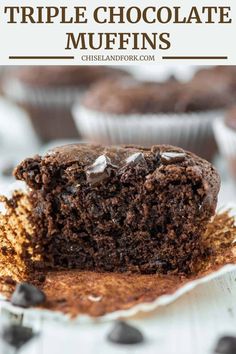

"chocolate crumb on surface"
[107,321,144,345]
[1,324,35,350]
[214,335,236,354]
[11,282,46,308]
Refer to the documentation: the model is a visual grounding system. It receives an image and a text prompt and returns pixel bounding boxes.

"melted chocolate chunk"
[119,152,147,175]
[11,282,46,308]
[86,155,118,186]
[1,324,35,349]
[214,336,236,354]
[160,151,186,164]
[107,321,144,345]
[125,152,145,165]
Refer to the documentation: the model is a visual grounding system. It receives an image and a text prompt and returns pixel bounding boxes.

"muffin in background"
[2,66,130,142]
[74,76,233,161]
[213,106,236,180]
[193,66,236,91]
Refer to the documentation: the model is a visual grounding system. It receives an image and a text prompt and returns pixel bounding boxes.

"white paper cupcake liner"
[3,78,84,107]
[0,203,236,325]
[2,77,84,141]
[73,106,223,158]
[1,264,236,326]
[213,118,236,157]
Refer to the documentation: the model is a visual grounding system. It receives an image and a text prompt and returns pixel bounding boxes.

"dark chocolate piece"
[107,321,144,345]
[1,324,35,349]
[214,336,236,354]
[160,151,186,164]
[86,154,118,186]
[125,152,145,165]
[11,282,46,308]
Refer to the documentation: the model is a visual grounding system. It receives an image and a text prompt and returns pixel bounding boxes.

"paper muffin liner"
[213,118,236,157]
[0,200,236,325]
[2,77,85,141]
[2,77,84,107]
[1,264,236,325]
[73,106,223,160]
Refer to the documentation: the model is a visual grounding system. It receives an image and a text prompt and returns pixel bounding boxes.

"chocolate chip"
[160,151,186,164]
[11,282,46,308]
[1,324,35,349]
[119,152,147,176]
[214,336,236,354]
[86,155,118,186]
[125,152,145,165]
[107,321,144,345]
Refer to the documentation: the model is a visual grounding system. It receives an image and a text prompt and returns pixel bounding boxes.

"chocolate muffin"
[2,66,130,142]
[14,143,220,275]
[81,78,231,115]
[193,66,236,95]
[74,77,228,161]
[12,66,129,89]
[81,79,182,115]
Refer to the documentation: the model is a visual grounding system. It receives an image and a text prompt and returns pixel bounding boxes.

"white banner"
[0,0,235,65]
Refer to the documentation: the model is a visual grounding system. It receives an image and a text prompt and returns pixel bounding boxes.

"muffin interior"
[13,144,220,275]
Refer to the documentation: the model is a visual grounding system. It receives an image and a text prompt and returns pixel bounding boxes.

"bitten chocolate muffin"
[3,66,130,142]
[14,144,220,275]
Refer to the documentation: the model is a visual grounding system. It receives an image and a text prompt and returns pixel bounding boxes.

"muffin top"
[14,143,220,203]
[8,66,130,88]
[82,77,232,115]
[225,106,236,130]
[82,79,181,114]
[193,66,236,94]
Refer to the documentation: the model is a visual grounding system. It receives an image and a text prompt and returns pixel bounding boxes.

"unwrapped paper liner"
[0,203,236,324]
[0,264,236,324]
